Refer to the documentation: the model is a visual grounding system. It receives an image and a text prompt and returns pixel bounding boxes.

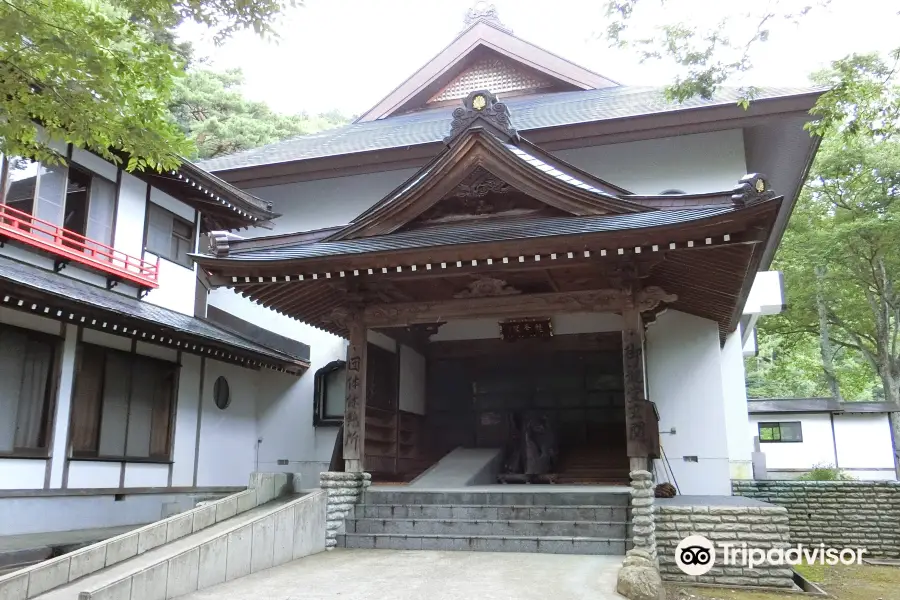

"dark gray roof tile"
[0,257,307,366]
[221,206,735,262]
[198,86,824,173]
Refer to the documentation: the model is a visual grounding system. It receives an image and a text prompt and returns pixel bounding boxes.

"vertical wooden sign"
[621,306,650,464]
[343,314,368,473]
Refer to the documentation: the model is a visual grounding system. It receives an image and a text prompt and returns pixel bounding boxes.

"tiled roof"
[0,257,308,368]
[220,206,736,262]
[748,398,899,414]
[198,85,824,173]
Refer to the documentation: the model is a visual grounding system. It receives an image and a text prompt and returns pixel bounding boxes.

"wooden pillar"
[622,304,650,469]
[343,313,368,473]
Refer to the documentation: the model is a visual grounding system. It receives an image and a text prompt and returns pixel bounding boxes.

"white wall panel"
[0,459,46,489]
[171,354,202,487]
[142,257,196,316]
[647,310,732,495]
[66,461,121,489]
[556,130,747,194]
[123,463,169,488]
[399,345,426,415]
[114,172,147,259]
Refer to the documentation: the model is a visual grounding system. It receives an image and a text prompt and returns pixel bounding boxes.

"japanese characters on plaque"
[499,317,553,341]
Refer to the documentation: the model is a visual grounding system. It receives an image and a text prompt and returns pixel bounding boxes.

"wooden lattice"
[429,57,554,103]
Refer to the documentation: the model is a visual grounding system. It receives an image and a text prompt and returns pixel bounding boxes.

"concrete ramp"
[0,474,328,600]
[409,448,503,488]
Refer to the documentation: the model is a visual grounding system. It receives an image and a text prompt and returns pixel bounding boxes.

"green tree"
[0,0,294,171]
[169,69,349,160]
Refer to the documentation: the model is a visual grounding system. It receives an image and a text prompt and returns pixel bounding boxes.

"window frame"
[758,421,803,443]
[0,323,61,459]
[145,203,196,269]
[69,342,179,463]
[313,360,346,427]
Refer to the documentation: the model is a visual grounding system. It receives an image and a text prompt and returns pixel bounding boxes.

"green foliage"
[169,69,349,160]
[796,463,855,480]
[601,0,825,104]
[0,0,294,172]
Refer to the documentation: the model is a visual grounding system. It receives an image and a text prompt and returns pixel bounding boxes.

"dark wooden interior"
[425,333,628,484]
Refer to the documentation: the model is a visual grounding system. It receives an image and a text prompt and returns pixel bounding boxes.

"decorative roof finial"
[444,90,518,145]
[464,2,512,33]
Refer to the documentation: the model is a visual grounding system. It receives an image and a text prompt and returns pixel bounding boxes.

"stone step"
[355,504,629,522]
[361,490,630,507]
[338,533,627,555]
[347,518,628,538]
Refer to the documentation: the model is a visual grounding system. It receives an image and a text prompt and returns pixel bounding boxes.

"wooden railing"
[0,202,159,289]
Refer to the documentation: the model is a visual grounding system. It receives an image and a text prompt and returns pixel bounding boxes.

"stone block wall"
[733,480,900,558]
[656,503,794,588]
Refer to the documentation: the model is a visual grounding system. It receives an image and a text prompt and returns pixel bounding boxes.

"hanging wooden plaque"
[499,317,553,342]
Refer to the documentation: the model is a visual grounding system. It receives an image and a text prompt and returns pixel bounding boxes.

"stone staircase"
[338,489,630,555]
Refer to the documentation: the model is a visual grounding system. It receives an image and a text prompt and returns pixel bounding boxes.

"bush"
[796,463,855,481]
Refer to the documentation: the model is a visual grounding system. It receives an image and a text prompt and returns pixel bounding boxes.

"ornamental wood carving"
[453,276,521,299]
[636,286,678,312]
[444,90,518,144]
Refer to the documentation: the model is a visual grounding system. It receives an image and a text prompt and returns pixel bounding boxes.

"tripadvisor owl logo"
[675,535,716,576]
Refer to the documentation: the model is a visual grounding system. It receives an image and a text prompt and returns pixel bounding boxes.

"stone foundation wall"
[656,503,794,589]
[320,471,371,550]
[733,480,900,558]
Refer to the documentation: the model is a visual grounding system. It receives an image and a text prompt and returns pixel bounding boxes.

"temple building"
[195,5,817,495]
[0,4,817,544]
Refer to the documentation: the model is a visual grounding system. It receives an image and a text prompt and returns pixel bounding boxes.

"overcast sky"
[180,0,899,117]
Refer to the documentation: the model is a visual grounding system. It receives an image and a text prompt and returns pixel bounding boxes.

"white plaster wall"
[749,413,836,470]
[555,130,747,194]
[195,358,259,487]
[833,413,896,471]
[82,327,131,351]
[171,354,202,487]
[0,492,219,536]
[399,345,426,415]
[430,312,624,341]
[646,310,732,495]
[123,463,169,487]
[208,288,345,486]
[71,148,117,182]
[0,307,60,335]
[49,324,78,488]
[721,330,752,479]
[150,189,195,222]
[0,460,46,490]
[246,168,418,236]
[67,462,122,488]
[840,470,896,481]
[142,256,197,316]
[744,271,785,316]
[115,172,147,259]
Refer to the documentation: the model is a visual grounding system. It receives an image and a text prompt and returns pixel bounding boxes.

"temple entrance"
[424,332,628,484]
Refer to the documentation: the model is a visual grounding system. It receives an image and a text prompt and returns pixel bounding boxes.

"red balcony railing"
[0,202,159,289]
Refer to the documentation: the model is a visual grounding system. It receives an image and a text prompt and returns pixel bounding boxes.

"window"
[758,421,803,443]
[0,156,116,247]
[213,376,231,410]
[69,344,177,461]
[313,344,399,426]
[147,204,195,267]
[314,360,346,425]
[0,325,58,456]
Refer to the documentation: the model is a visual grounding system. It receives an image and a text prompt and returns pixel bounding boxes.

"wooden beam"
[343,312,368,472]
[364,288,631,327]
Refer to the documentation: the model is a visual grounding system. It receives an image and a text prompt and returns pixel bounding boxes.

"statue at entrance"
[500,413,558,483]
